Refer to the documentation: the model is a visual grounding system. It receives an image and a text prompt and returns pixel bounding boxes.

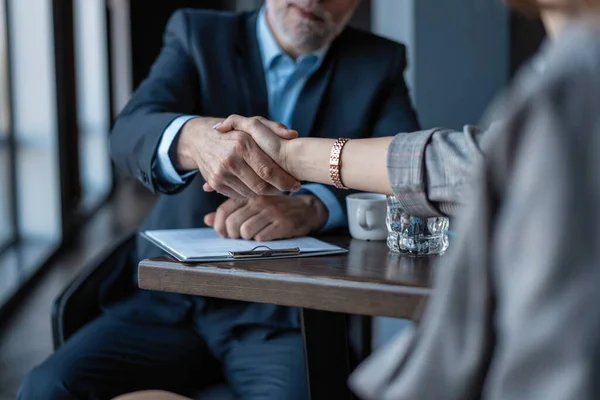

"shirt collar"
[256,5,329,71]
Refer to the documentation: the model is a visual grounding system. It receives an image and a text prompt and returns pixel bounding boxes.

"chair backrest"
[52,231,137,349]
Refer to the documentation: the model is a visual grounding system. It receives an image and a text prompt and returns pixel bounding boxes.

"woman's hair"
[507,0,541,13]
[507,0,596,14]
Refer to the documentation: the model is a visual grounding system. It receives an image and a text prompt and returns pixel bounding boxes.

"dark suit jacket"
[107,9,419,324]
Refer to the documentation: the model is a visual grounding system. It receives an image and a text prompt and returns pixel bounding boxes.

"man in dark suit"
[19,1,419,399]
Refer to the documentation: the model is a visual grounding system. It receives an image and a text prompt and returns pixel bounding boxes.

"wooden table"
[138,235,437,399]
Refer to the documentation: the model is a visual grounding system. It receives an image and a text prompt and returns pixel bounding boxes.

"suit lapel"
[291,48,337,137]
[234,11,269,118]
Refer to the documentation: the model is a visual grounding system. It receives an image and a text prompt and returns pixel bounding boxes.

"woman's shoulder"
[483,24,600,128]
[542,23,600,93]
[483,24,600,192]
[498,23,600,126]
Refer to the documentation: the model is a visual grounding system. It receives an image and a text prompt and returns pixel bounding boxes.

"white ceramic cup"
[346,193,388,241]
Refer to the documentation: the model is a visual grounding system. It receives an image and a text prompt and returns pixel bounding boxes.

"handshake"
[175,114,301,199]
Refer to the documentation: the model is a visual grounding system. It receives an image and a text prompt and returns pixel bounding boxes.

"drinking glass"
[386,195,449,256]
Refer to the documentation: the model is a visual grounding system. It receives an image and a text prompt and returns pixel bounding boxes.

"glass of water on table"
[386,195,449,256]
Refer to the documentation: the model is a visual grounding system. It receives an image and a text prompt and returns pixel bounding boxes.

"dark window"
[0,0,15,254]
[0,0,115,313]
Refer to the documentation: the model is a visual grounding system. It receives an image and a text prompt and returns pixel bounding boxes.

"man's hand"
[213,115,292,169]
[174,116,300,198]
[204,195,329,241]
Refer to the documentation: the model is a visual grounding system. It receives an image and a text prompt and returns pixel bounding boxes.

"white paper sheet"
[141,228,347,262]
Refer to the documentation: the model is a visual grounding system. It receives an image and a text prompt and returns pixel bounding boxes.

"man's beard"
[272,7,338,52]
[284,19,333,50]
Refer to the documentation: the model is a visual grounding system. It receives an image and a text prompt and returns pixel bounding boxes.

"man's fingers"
[239,212,273,240]
[244,149,300,192]
[254,116,298,139]
[223,204,261,239]
[235,164,282,196]
[213,120,230,133]
[204,212,216,227]
[216,115,274,141]
[213,115,245,134]
[213,198,246,237]
[208,172,256,199]
[206,161,290,196]
[254,222,288,242]
[216,115,297,139]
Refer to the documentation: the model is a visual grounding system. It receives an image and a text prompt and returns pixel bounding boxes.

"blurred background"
[0,0,544,397]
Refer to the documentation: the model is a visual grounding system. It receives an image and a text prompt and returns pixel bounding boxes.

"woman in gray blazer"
[212,0,600,398]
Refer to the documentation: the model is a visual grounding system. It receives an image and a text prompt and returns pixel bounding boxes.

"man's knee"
[18,362,77,400]
[225,331,308,400]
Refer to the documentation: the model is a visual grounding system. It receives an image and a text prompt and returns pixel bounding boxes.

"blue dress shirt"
[154,6,345,231]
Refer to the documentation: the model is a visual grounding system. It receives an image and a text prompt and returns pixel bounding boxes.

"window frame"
[0,0,19,255]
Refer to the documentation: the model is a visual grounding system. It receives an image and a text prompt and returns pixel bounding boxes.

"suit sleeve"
[371,45,421,137]
[110,10,200,194]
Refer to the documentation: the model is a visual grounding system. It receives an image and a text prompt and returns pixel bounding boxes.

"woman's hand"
[205,115,298,193]
[208,114,395,196]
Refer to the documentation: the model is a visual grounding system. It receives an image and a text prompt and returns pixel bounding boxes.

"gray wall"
[413,0,509,129]
[373,0,509,130]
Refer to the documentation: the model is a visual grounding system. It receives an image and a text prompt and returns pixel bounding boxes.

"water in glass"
[386,195,449,255]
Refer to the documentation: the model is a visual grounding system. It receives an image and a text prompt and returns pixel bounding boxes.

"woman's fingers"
[214,115,298,139]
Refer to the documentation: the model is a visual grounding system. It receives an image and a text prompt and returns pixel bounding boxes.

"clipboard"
[230,245,301,259]
[141,228,347,263]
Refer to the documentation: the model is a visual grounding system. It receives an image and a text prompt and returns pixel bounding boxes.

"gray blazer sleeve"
[386,123,500,217]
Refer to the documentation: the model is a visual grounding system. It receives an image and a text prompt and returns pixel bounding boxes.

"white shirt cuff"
[155,115,197,184]
[294,183,347,231]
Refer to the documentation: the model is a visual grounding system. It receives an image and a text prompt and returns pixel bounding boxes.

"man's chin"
[286,27,329,49]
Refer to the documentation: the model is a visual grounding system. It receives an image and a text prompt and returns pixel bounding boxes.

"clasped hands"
[175,115,326,241]
[206,115,299,197]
